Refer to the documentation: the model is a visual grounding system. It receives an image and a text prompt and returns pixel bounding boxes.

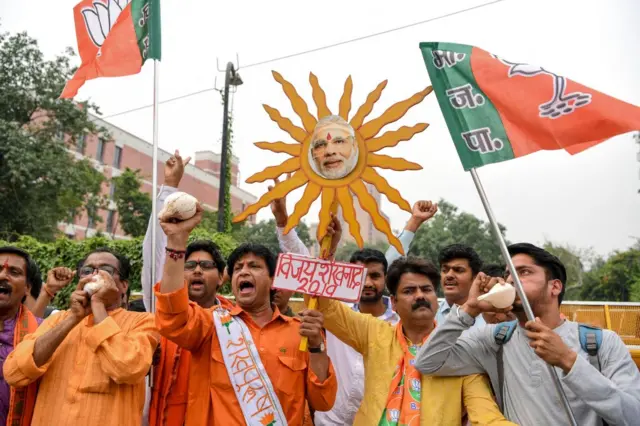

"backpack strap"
[493,321,518,411]
[578,324,603,371]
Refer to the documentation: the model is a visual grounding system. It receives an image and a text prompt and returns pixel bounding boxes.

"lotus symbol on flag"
[491,55,592,119]
[82,0,131,48]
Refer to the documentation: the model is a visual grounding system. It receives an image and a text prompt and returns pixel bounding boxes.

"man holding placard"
[301,218,513,425]
[154,205,337,426]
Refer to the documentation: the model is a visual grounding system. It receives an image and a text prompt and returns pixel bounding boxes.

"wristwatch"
[455,305,476,328]
[309,342,325,353]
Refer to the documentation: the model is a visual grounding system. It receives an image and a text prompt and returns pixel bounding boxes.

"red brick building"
[60,113,257,239]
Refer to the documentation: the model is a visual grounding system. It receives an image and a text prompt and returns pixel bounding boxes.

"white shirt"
[141,185,177,312]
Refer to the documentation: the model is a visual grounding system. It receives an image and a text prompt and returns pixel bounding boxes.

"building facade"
[60,114,256,239]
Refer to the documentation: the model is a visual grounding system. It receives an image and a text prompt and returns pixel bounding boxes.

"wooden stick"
[299,201,338,352]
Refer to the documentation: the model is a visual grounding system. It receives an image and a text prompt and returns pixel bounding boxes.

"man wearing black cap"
[415,243,640,426]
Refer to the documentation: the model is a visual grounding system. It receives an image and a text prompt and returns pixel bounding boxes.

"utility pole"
[217,62,243,232]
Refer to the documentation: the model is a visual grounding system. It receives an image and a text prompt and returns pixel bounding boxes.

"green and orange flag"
[61,0,161,99]
[420,42,640,170]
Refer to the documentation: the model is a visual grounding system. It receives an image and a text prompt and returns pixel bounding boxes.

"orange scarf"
[379,323,431,426]
[7,305,40,426]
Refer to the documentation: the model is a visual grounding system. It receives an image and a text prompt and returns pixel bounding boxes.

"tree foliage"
[334,240,389,262]
[112,168,152,237]
[0,27,107,241]
[0,229,239,309]
[409,199,506,266]
[579,249,640,302]
[231,219,312,255]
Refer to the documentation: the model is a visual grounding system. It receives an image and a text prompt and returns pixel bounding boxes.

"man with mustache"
[141,151,233,426]
[436,244,486,329]
[4,247,158,426]
[311,219,513,425]
[273,196,438,425]
[415,243,640,425]
[154,206,337,425]
[309,115,359,180]
[0,246,78,425]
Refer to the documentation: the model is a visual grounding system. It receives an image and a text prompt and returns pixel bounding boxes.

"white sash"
[213,307,288,426]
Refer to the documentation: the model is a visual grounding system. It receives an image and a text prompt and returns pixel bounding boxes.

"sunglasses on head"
[184,260,217,271]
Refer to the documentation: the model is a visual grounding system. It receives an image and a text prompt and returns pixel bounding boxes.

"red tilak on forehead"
[326,132,332,141]
[2,260,8,269]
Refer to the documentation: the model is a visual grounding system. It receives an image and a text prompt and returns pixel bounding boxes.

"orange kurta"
[150,296,233,426]
[154,283,337,426]
[3,309,158,426]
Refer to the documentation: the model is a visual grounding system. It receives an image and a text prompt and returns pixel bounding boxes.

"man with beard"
[142,151,233,426]
[312,219,512,425]
[309,115,359,180]
[4,248,158,426]
[154,207,337,425]
[415,243,640,425]
[436,244,486,329]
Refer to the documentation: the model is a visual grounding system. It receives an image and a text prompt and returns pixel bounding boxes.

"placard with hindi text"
[273,253,367,303]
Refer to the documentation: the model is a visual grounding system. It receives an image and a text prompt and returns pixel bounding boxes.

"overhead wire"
[102,0,507,119]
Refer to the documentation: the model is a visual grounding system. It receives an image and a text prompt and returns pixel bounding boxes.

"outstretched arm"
[142,150,191,312]
[385,200,437,264]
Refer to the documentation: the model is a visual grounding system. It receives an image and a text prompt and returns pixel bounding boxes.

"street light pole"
[217,62,242,232]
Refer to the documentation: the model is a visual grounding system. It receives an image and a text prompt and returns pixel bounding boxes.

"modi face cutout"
[309,115,359,179]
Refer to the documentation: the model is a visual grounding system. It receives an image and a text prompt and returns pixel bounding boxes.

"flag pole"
[148,59,160,392]
[469,167,578,426]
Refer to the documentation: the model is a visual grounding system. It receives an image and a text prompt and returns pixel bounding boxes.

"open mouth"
[238,280,255,295]
[189,279,205,291]
[0,282,12,299]
[444,281,458,290]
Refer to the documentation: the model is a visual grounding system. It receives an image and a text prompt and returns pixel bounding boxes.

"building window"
[76,134,86,154]
[96,138,105,163]
[109,182,116,200]
[87,216,95,229]
[106,210,115,233]
[113,146,122,168]
[55,126,64,141]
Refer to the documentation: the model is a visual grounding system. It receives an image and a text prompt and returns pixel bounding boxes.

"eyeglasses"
[79,265,119,277]
[184,260,217,271]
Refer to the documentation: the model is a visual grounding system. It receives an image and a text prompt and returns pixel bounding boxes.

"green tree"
[231,219,312,255]
[0,27,107,241]
[543,242,599,300]
[334,240,390,262]
[409,199,507,266]
[579,249,640,302]
[111,168,152,237]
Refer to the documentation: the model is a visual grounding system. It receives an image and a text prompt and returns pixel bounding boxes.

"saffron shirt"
[317,298,516,426]
[3,309,158,426]
[154,283,338,426]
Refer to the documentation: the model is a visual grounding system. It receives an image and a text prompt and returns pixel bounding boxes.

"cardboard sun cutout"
[232,72,433,254]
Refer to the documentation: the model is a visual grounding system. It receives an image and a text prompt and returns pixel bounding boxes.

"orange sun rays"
[233,73,432,254]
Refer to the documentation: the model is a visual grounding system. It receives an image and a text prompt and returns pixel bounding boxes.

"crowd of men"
[0,152,638,426]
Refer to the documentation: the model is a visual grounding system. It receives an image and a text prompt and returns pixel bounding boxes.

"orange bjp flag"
[61,0,161,99]
[419,42,640,170]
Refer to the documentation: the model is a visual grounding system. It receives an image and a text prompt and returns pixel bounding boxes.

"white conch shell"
[477,283,516,309]
[85,275,106,296]
[158,192,198,221]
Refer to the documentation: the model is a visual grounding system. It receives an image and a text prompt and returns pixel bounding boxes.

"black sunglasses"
[184,260,217,271]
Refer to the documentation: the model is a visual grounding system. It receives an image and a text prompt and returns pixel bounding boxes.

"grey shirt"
[415,306,640,426]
